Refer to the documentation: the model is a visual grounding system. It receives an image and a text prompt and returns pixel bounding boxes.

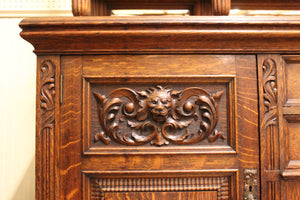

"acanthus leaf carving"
[94,85,225,146]
[40,60,55,132]
[261,58,278,129]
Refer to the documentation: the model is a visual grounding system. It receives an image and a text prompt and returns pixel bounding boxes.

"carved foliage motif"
[93,86,225,146]
[40,60,55,129]
[261,58,278,129]
[91,176,229,200]
[39,60,55,199]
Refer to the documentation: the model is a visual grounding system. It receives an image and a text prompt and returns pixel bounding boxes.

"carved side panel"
[90,176,230,200]
[36,57,60,200]
[258,55,281,200]
[261,58,279,170]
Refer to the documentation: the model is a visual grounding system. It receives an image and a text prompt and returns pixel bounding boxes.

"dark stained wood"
[19,17,300,200]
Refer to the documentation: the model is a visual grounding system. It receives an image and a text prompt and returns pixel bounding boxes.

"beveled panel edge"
[19,16,300,54]
[82,75,237,155]
[280,55,300,180]
[82,169,238,200]
[281,161,300,180]
[282,56,300,107]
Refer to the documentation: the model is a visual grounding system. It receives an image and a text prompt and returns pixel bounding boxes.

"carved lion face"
[147,89,172,123]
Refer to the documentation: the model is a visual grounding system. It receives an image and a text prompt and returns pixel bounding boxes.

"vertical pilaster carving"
[38,60,56,199]
[261,58,279,170]
[259,56,281,199]
[262,58,278,129]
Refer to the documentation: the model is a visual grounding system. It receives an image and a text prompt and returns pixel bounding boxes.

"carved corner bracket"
[93,85,225,146]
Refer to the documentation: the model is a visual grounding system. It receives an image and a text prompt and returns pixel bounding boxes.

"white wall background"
[0,1,71,199]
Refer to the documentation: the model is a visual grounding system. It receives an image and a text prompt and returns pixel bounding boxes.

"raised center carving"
[146,87,172,123]
[94,86,225,146]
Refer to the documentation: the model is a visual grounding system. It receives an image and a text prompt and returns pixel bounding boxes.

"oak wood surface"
[20,16,300,54]
[19,16,300,199]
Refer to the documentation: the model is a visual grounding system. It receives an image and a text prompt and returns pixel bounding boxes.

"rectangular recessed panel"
[287,121,300,160]
[285,57,300,104]
[85,171,235,200]
[83,76,236,154]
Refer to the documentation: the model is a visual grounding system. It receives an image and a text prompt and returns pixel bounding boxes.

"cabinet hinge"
[244,169,258,200]
[59,74,63,105]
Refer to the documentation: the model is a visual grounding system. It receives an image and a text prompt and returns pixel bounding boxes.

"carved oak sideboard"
[20,16,300,199]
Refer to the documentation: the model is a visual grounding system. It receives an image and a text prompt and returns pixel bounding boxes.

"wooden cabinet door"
[58,54,259,200]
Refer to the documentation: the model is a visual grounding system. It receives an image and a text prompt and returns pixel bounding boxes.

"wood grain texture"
[36,56,60,200]
[258,54,282,200]
[280,56,300,184]
[59,56,82,199]
[20,17,300,200]
[82,55,236,155]
[286,182,300,200]
[235,55,260,200]
[19,16,300,54]
[85,171,234,200]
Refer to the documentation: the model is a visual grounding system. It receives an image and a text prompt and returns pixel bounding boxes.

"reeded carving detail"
[261,58,280,170]
[93,86,225,146]
[261,58,278,129]
[40,60,55,130]
[91,176,229,200]
[39,60,55,199]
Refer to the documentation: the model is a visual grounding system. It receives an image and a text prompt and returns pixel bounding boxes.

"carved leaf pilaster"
[261,58,278,129]
[40,60,55,130]
[38,60,56,199]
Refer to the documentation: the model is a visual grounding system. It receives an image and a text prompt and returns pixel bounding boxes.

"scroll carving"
[40,60,55,130]
[91,176,229,199]
[261,58,280,170]
[93,86,225,146]
[261,58,278,129]
[39,60,55,199]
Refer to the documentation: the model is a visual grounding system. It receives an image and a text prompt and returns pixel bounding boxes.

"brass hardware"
[59,74,63,105]
[244,169,258,200]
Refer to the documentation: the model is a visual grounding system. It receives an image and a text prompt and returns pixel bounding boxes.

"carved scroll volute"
[261,58,278,129]
[94,86,225,146]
